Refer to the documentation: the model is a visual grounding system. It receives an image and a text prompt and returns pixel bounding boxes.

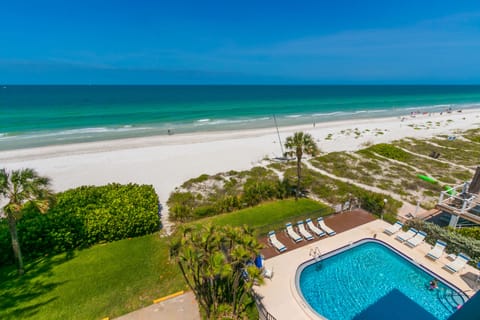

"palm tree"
[284,132,319,200]
[0,168,52,275]
[170,224,263,319]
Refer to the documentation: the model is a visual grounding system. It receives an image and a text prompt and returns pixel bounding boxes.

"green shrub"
[1,183,160,266]
[454,227,480,241]
[167,167,293,222]
[405,220,480,265]
[0,219,13,265]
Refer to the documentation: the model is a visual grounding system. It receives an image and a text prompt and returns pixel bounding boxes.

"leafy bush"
[405,220,480,265]
[0,219,13,266]
[52,183,160,245]
[1,183,160,266]
[454,227,480,241]
[168,167,293,222]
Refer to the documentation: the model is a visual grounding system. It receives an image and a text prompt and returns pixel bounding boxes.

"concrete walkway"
[115,291,200,320]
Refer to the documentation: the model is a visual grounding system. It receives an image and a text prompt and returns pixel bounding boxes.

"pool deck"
[254,219,480,320]
[259,209,376,259]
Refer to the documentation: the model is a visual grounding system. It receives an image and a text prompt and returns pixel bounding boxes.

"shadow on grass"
[0,251,75,319]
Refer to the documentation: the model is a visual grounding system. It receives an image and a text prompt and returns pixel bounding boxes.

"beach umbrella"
[254,255,263,268]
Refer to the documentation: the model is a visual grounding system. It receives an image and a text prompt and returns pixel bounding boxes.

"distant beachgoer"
[167,129,173,135]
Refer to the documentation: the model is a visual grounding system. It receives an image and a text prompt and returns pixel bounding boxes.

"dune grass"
[0,233,186,320]
[190,198,333,235]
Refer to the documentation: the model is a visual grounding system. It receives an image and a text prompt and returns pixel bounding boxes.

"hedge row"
[0,183,160,266]
[405,219,480,265]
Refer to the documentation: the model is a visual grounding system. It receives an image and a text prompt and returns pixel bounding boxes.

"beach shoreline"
[1,109,479,226]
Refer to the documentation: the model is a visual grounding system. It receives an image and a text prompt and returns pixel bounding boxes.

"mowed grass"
[191,198,333,234]
[0,233,186,320]
[0,199,329,319]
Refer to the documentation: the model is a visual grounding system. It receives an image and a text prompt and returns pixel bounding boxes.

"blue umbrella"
[254,255,263,268]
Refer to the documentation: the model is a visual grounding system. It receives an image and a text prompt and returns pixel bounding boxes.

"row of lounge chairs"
[384,221,471,273]
[268,217,336,253]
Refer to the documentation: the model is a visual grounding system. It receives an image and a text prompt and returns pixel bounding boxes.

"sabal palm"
[284,132,319,199]
[0,168,52,275]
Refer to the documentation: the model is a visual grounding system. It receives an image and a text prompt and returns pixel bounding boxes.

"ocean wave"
[194,117,272,126]
[196,119,210,123]
[0,126,153,141]
[285,114,303,118]
[312,111,346,117]
[312,109,388,117]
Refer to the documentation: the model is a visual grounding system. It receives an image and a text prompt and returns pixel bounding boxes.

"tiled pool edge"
[254,220,477,320]
[294,238,468,320]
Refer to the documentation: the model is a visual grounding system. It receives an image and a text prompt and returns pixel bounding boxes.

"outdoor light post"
[382,198,388,220]
[414,199,421,217]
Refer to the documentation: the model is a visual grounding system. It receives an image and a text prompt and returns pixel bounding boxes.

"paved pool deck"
[254,219,480,320]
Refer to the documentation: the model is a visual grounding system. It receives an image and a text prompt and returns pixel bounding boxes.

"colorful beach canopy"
[417,174,437,184]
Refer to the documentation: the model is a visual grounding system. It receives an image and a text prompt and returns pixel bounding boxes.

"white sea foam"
[285,114,302,118]
[194,117,272,126]
[312,111,346,117]
[0,126,153,141]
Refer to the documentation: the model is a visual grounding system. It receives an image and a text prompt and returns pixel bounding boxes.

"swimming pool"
[297,240,466,320]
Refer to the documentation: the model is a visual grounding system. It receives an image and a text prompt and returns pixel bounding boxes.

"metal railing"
[252,290,277,320]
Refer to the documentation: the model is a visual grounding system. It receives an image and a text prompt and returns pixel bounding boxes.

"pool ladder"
[309,247,321,262]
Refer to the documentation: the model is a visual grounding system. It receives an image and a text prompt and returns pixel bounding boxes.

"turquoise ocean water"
[2,85,480,150]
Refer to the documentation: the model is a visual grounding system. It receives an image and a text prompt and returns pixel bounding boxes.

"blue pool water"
[297,241,466,320]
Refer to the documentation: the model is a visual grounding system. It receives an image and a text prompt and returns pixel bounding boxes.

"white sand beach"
[1,109,479,229]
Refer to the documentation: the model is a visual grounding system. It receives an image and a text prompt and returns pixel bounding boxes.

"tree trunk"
[8,215,24,275]
[296,157,302,200]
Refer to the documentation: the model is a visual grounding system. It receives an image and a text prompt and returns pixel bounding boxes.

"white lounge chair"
[267,231,286,252]
[395,228,417,242]
[286,223,303,242]
[444,253,470,273]
[405,231,427,247]
[384,221,403,235]
[297,221,314,240]
[306,218,325,237]
[263,267,274,279]
[317,217,336,236]
[426,240,447,260]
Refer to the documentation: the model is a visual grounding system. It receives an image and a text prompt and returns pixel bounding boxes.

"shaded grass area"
[190,198,333,235]
[0,234,185,320]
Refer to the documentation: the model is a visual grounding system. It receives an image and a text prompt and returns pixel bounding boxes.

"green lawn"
[191,198,333,234]
[0,233,186,320]
[0,199,330,320]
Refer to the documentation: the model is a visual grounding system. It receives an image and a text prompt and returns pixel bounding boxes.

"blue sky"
[1,0,480,84]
